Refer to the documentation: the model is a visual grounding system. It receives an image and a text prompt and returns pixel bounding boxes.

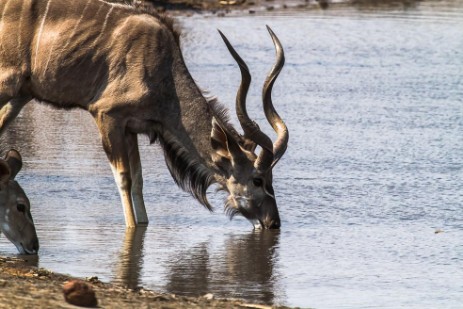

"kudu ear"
[0,159,11,184]
[4,149,22,180]
[210,119,246,174]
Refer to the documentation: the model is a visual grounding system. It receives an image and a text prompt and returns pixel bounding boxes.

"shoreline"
[0,256,293,308]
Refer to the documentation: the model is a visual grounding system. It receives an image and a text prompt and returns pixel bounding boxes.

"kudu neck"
[170,57,217,171]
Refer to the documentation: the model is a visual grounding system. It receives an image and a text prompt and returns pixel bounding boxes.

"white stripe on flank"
[93,6,113,47]
[43,35,58,78]
[0,0,12,22]
[62,0,92,50]
[17,1,24,51]
[34,0,52,71]
[0,0,12,49]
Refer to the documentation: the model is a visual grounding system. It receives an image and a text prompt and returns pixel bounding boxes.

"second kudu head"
[211,27,288,229]
[0,149,39,254]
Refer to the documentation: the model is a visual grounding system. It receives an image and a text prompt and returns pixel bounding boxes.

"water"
[1,1,463,308]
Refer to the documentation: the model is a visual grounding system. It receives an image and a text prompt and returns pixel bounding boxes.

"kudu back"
[0,149,39,254]
[0,0,288,229]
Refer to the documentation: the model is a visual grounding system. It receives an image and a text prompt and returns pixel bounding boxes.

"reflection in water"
[166,230,281,304]
[166,242,211,296]
[110,229,282,304]
[222,230,280,303]
[114,227,146,289]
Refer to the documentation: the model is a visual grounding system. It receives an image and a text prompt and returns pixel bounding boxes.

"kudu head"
[211,27,288,229]
[0,149,39,254]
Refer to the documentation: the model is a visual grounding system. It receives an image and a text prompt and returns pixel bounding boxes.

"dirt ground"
[0,256,294,309]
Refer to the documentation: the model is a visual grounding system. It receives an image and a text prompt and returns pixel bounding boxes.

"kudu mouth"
[17,238,39,255]
[228,196,281,230]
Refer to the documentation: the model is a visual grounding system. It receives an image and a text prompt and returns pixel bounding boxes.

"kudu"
[0,0,288,229]
[0,149,39,254]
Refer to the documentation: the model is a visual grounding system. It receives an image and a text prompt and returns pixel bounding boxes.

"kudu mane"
[155,95,239,210]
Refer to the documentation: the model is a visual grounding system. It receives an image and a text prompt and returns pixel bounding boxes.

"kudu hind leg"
[0,69,28,135]
[127,133,148,225]
[96,113,138,228]
[0,96,30,136]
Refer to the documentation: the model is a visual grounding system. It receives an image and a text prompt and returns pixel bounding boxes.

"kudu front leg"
[96,113,138,228]
[126,133,148,225]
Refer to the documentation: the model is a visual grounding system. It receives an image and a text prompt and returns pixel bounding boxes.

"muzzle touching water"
[232,195,281,230]
[258,196,281,229]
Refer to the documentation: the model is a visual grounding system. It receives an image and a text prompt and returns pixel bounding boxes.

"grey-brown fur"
[0,0,288,229]
[0,149,39,254]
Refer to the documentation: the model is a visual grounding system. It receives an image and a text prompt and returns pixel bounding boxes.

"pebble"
[203,293,214,300]
[63,280,98,307]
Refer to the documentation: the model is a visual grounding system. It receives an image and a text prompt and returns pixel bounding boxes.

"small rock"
[86,276,100,284]
[203,293,214,300]
[63,280,98,307]
[434,229,444,234]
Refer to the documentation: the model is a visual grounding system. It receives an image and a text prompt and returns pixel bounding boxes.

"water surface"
[1,2,462,308]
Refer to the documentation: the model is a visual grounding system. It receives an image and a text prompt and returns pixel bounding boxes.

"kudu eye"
[17,204,26,213]
[252,178,263,187]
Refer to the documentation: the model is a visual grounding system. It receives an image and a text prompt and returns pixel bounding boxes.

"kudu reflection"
[115,227,146,290]
[165,231,281,304]
[0,0,288,229]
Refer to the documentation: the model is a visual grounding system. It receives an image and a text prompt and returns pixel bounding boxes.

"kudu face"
[0,150,39,254]
[224,167,281,230]
[212,27,288,229]
[212,122,281,229]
